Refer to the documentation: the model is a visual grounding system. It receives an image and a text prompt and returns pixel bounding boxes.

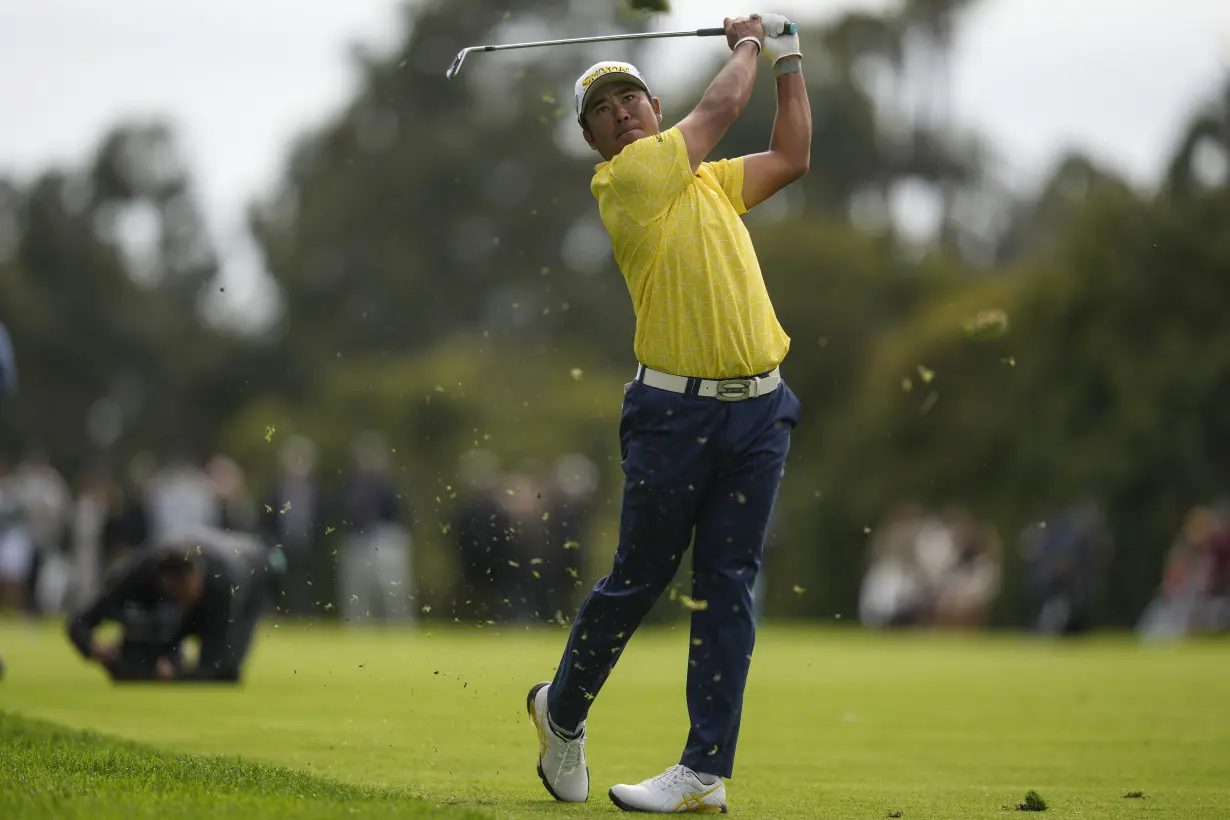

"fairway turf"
[0,711,488,820]
[1,618,1227,818]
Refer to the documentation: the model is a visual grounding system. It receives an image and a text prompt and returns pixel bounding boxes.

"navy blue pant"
[547,372,801,779]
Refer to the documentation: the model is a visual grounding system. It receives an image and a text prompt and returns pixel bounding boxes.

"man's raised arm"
[740,15,812,211]
[676,16,765,174]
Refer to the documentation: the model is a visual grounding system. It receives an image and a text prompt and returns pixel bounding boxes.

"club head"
[446,48,470,80]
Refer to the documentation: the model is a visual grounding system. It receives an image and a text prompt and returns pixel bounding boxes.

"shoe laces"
[649,765,690,789]
[557,736,584,772]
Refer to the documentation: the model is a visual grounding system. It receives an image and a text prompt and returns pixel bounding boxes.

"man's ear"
[582,129,600,152]
[651,96,663,125]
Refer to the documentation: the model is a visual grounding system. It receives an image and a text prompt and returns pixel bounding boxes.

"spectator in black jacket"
[66,527,284,682]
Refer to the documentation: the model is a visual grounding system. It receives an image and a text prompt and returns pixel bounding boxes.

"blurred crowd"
[450,449,597,624]
[858,503,1005,631]
[1,430,1226,639]
[857,499,1230,639]
[0,435,599,627]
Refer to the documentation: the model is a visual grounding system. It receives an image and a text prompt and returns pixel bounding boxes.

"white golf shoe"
[608,764,728,814]
[526,681,589,803]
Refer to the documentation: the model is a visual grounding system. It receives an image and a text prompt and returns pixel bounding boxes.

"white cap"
[574,60,652,128]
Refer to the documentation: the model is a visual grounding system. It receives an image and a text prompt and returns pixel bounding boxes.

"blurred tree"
[250,0,660,385]
[800,170,1230,625]
[1163,71,1230,199]
[0,124,270,477]
[893,0,983,252]
[991,151,1135,265]
[898,0,981,135]
[672,3,982,250]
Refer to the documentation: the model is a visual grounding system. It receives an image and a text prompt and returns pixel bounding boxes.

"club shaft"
[472,28,724,54]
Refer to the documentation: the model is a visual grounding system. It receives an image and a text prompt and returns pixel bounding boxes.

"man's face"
[159,569,205,608]
[582,82,663,160]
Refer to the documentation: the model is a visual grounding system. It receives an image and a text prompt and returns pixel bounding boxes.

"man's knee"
[694,547,760,586]
[603,543,685,599]
[690,559,758,619]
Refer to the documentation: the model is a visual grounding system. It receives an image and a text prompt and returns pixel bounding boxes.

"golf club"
[445,20,798,80]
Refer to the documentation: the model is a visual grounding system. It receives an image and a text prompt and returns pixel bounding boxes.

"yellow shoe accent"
[675,784,726,813]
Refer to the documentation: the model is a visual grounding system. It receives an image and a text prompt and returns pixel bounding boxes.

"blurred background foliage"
[2,0,1228,627]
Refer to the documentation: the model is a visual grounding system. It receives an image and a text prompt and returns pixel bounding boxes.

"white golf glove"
[758,13,801,66]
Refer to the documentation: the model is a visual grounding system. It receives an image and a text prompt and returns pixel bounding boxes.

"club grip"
[697,21,796,37]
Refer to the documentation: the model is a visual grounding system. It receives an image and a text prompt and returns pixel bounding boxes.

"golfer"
[527,13,812,814]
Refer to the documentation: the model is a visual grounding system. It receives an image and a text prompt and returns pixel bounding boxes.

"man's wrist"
[733,36,762,56]
[774,56,803,77]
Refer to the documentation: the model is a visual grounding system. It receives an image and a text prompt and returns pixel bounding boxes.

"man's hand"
[90,638,119,666]
[759,13,802,66]
[724,15,764,55]
[155,658,176,681]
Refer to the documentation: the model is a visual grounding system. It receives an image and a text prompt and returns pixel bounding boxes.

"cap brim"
[578,73,650,125]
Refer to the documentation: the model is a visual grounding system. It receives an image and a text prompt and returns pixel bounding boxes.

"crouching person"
[66,527,284,682]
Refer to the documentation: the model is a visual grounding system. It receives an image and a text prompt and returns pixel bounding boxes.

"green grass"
[0,711,487,819]
[1,617,1228,818]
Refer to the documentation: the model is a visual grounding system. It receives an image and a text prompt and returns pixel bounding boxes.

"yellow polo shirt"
[591,126,790,379]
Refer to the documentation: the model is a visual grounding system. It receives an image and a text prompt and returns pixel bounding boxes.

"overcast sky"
[1,0,1227,325]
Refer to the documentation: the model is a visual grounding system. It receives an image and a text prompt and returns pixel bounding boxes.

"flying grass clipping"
[963,309,1010,340]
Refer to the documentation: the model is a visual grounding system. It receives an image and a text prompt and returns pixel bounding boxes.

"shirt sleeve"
[603,126,696,224]
[65,557,150,658]
[702,156,749,215]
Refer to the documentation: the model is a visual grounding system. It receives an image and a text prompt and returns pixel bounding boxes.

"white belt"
[635,364,781,402]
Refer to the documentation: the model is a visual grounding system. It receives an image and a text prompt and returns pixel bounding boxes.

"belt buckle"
[715,378,753,401]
